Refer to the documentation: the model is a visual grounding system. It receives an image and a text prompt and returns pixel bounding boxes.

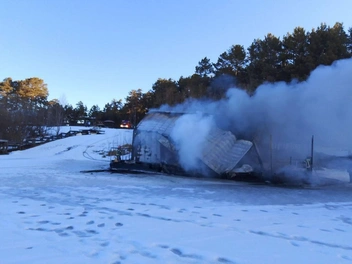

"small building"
[103,120,116,128]
[0,139,8,155]
[129,111,262,178]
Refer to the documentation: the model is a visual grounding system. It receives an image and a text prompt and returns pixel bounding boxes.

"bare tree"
[47,99,65,136]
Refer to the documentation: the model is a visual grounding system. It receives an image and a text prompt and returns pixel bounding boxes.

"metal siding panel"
[202,128,252,174]
[134,132,161,164]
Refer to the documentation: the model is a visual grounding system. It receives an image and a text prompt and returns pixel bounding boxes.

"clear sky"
[1,0,352,110]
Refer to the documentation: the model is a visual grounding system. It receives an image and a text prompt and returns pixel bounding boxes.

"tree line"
[1,22,351,144]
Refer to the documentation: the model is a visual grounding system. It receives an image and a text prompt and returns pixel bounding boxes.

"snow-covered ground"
[1,127,352,264]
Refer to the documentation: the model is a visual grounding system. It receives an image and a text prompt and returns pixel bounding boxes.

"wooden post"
[270,134,273,175]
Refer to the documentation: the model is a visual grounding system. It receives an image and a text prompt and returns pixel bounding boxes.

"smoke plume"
[170,112,214,171]
[159,58,352,177]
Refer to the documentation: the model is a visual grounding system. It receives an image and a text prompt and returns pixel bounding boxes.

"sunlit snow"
[1,127,352,264]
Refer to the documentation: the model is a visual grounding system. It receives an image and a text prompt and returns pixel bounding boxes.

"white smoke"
[243,58,352,150]
[170,112,214,171]
[158,58,352,178]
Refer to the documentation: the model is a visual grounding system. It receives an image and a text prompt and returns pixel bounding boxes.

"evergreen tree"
[282,27,312,81]
[308,22,350,68]
[213,45,247,78]
[247,34,284,89]
[151,78,180,108]
[195,57,214,78]
[102,99,123,124]
[178,74,209,100]
[347,27,352,54]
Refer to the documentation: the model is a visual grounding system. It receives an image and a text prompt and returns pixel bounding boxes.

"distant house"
[103,120,115,128]
[0,139,8,155]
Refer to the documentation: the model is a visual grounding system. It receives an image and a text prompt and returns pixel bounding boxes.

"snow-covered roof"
[137,111,182,137]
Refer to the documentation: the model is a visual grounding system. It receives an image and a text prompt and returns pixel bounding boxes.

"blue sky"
[1,0,352,110]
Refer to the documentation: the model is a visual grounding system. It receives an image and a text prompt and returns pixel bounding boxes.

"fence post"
[309,135,314,172]
[270,134,273,175]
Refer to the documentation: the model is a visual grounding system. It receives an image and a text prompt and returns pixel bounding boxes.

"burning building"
[110,111,263,179]
[110,59,352,184]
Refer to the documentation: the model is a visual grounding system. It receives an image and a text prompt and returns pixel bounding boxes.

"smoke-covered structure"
[153,58,352,182]
[131,111,261,178]
[110,58,352,183]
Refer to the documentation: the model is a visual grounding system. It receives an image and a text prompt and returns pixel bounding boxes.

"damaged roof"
[201,127,253,174]
[136,111,253,175]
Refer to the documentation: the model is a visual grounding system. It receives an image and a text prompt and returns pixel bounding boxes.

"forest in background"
[1,22,352,144]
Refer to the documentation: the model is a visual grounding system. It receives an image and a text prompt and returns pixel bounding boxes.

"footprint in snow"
[290,241,300,247]
[59,232,70,237]
[79,211,88,217]
[138,213,150,217]
[86,229,99,235]
[158,244,169,249]
[170,248,202,260]
[341,255,351,260]
[217,257,236,263]
[100,241,109,247]
[335,228,346,232]
[37,220,50,224]
[320,229,331,232]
